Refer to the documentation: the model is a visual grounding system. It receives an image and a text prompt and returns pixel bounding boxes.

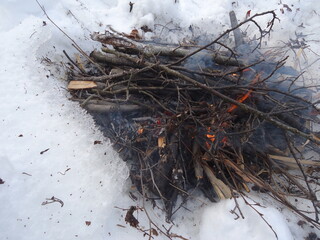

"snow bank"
[0,0,319,239]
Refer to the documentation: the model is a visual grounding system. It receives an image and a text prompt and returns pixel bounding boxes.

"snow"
[0,0,319,239]
[199,198,293,240]
[0,11,129,240]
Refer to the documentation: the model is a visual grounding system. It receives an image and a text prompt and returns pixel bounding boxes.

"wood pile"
[64,11,320,228]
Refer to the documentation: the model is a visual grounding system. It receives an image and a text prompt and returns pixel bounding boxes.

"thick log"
[90,50,137,67]
[92,32,247,67]
[114,44,246,67]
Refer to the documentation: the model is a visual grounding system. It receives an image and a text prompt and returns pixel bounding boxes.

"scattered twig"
[22,172,32,176]
[57,168,71,175]
[40,148,50,155]
[41,196,64,207]
[129,2,134,13]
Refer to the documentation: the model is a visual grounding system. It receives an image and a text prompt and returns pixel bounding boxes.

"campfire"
[61,10,319,231]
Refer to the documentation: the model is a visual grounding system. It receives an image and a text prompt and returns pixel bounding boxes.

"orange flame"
[227,89,253,113]
[227,73,261,113]
[137,128,144,135]
[205,130,228,149]
[205,73,261,147]
[206,127,216,142]
[205,127,215,149]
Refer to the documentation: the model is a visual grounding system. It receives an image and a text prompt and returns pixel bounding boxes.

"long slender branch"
[170,11,277,66]
[36,0,107,75]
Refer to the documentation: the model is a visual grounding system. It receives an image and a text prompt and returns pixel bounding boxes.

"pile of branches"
[64,10,320,228]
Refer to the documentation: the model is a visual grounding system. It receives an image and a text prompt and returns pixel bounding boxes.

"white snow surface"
[0,0,319,239]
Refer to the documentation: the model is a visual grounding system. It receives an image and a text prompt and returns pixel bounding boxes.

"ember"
[63,10,320,229]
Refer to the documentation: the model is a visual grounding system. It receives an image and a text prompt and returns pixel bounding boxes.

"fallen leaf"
[85,221,91,226]
[127,29,141,40]
[125,206,139,228]
[283,4,292,12]
[94,140,102,145]
[151,228,158,236]
[297,220,306,227]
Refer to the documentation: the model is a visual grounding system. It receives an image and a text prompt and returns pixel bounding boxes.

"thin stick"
[35,0,106,75]
[170,11,278,66]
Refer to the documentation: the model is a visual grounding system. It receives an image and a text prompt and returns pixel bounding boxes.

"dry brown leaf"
[151,228,158,236]
[125,206,139,228]
[127,29,141,40]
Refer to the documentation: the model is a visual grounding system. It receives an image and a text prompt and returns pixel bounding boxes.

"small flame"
[137,128,144,135]
[206,127,216,142]
[227,73,261,113]
[205,129,228,149]
[227,89,253,113]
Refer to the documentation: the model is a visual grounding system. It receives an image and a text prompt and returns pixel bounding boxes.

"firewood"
[202,163,232,199]
[68,81,97,90]
[61,10,320,227]
[83,103,143,113]
[268,154,320,169]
